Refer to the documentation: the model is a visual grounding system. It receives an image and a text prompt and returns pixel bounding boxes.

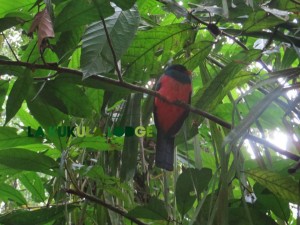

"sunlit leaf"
[246,169,300,204]
[0,183,27,206]
[0,148,59,175]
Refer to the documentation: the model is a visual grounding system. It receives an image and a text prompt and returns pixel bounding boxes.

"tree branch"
[65,189,147,225]
[1,59,299,162]
[0,59,228,128]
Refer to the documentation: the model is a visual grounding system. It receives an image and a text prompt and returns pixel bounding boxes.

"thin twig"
[65,189,147,225]
[1,32,19,61]
[92,0,123,82]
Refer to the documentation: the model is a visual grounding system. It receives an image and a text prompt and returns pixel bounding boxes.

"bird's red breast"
[154,75,191,134]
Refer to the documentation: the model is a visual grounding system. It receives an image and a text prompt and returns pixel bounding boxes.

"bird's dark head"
[165,64,191,83]
[166,64,191,76]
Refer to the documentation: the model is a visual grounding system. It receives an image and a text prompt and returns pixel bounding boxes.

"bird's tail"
[155,131,175,171]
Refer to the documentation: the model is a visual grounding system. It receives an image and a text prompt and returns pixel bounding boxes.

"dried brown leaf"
[28,8,55,53]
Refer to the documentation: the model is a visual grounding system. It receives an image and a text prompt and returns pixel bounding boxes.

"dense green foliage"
[0,0,299,224]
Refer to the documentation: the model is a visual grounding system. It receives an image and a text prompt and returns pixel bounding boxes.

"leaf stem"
[92,0,123,82]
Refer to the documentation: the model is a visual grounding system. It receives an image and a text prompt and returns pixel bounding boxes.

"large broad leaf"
[112,0,136,10]
[16,103,40,128]
[0,165,19,182]
[18,172,46,203]
[54,26,84,62]
[243,11,284,32]
[122,23,195,83]
[0,148,59,175]
[5,69,33,125]
[26,97,67,128]
[0,183,27,206]
[81,5,140,78]
[0,204,77,225]
[229,206,278,225]
[0,127,41,150]
[70,136,122,151]
[254,183,290,222]
[0,56,24,77]
[55,0,114,32]
[176,168,212,216]
[38,80,93,118]
[85,88,104,114]
[0,0,36,17]
[0,12,32,32]
[127,198,168,220]
[246,169,300,204]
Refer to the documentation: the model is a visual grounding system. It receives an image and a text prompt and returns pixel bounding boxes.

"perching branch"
[0,58,299,162]
[0,58,227,128]
[65,189,147,225]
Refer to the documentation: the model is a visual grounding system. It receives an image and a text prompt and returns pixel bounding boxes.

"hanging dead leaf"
[28,8,55,53]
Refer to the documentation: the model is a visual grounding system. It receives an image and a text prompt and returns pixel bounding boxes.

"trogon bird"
[153,64,192,171]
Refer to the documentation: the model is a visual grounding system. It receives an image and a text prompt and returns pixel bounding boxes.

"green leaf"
[112,0,136,10]
[5,69,33,124]
[127,198,168,220]
[0,148,59,175]
[0,127,41,150]
[54,26,84,62]
[16,103,40,128]
[229,206,278,225]
[176,168,212,216]
[26,95,68,151]
[18,172,46,203]
[254,183,290,222]
[0,205,77,225]
[26,86,67,128]
[81,5,140,78]
[85,88,104,114]
[225,87,284,143]
[0,183,27,206]
[243,11,284,32]
[55,0,114,32]
[70,136,122,151]
[0,12,33,32]
[0,0,36,17]
[120,94,142,182]
[0,57,24,77]
[39,80,93,118]
[122,23,194,83]
[246,169,300,204]
[0,165,19,182]
[0,80,9,109]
